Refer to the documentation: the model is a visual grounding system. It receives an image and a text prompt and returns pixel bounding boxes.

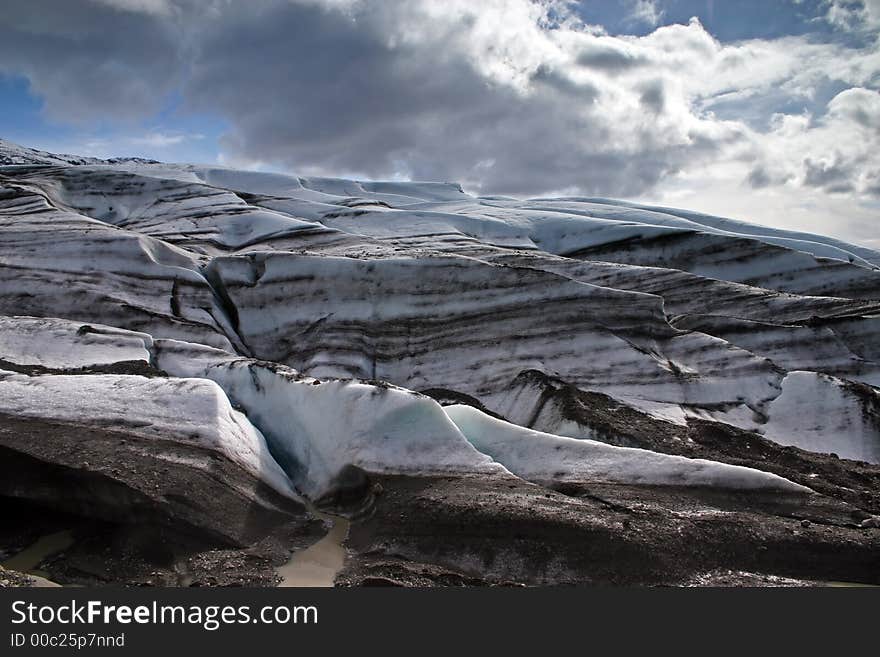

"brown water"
[277,513,349,587]
[822,581,878,587]
[2,530,73,586]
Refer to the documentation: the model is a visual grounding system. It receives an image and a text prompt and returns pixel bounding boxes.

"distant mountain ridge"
[0,137,158,167]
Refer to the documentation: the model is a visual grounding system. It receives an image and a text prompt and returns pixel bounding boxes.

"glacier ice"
[1,137,879,507]
[444,404,811,493]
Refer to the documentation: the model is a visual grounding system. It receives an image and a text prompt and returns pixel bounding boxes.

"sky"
[1,0,879,248]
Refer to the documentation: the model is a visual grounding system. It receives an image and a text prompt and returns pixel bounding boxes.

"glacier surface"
[1,138,879,505]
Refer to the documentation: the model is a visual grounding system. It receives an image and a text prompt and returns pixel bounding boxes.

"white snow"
[0,316,152,369]
[444,404,811,493]
[762,371,880,463]
[575,197,880,268]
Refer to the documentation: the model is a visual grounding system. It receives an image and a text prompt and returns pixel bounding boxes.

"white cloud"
[626,0,663,27]
[90,0,174,15]
[129,131,202,147]
[748,88,880,196]
[823,0,880,30]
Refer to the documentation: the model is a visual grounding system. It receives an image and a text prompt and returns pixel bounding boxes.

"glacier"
[1,138,878,586]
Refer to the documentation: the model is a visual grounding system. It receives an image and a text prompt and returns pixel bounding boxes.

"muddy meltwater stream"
[1,518,350,587]
[1,530,73,587]
[277,512,350,587]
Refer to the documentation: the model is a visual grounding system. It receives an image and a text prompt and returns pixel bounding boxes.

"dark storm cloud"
[176,0,736,196]
[0,0,740,197]
[0,0,185,122]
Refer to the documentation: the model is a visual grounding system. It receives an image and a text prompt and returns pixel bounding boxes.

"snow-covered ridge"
[0,138,158,167]
[0,316,153,370]
[444,404,810,492]
[0,139,878,506]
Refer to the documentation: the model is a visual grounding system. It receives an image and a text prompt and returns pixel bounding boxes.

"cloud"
[743,88,880,197]
[129,131,200,147]
[823,0,880,30]
[0,0,878,239]
[0,0,185,122]
[626,0,664,27]
[179,4,749,196]
[90,0,175,15]
[638,79,666,113]
[576,41,649,72]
